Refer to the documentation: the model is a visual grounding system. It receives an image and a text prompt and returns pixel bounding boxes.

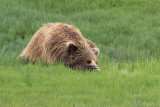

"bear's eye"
[87,60,91,64]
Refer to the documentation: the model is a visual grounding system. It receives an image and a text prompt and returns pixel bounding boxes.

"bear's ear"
[67,42,78,54]
[92,48,100,56]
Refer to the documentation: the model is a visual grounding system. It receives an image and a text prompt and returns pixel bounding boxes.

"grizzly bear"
[19,23,100,71]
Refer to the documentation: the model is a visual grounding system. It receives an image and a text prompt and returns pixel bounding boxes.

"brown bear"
[19,23,100,71]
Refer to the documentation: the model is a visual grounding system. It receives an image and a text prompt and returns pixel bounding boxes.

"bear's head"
[64,42,100,71]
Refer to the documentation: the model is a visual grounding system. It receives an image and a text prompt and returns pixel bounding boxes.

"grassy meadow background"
[0,0,160,106]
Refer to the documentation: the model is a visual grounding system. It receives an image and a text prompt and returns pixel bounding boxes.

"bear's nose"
[91,65,100,71]
[93,65,98,69]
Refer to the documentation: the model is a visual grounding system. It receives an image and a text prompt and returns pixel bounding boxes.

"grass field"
[0,0,160,106]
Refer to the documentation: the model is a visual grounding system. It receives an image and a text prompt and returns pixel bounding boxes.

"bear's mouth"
[69,64,100,71]
[87,65,100,71]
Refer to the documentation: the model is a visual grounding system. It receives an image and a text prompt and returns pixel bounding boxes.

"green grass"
[0,0,160,106]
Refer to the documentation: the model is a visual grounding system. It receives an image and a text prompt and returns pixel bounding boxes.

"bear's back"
[20,23,87,63]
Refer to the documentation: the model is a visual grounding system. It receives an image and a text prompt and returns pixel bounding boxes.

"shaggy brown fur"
[20,23,100,71]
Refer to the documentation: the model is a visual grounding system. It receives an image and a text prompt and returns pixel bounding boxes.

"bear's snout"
[90,65,100,71]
